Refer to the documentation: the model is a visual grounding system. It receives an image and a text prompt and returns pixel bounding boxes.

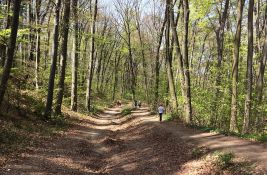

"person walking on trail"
[138,101,141,108]
[134,100,138,108]
[158,104,164,122]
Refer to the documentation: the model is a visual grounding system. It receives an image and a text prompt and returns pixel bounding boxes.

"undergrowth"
[0,74,71,164]
[121,107,133,116]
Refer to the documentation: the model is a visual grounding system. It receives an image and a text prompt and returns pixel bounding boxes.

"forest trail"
[1,105,266,175]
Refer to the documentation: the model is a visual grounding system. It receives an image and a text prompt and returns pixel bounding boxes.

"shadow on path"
[1,105,266,174]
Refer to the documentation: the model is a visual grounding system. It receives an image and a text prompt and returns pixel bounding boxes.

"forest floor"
[0,104,266,175]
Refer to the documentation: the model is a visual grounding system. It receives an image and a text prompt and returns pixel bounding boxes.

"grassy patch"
[121,107,133,116]
[240,133,267,142]
[214,152,234,168]
[163,112,179,121]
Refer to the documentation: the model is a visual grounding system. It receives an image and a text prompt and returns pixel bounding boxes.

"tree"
[182,0,193,123]
[154,5,167,108]
[44,0,61,118]
[134,2,149,101]
[243,0,254,134]
[165,0,178,111]
[71,0,79,111]
[86,0,98,111]
[34,0,42,89]
[255,4,267,129]
[55,0,71,115]
[230,0,245,133]
[212,0,230,126]
[0,0,21,107]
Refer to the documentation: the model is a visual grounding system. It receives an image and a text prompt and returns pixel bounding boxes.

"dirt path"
[156,121,267,173]
[1,105,266,174]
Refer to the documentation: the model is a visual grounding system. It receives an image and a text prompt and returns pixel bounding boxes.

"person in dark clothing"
[134,100,138,108]
[138,101,141,108]
[158,104,164,122]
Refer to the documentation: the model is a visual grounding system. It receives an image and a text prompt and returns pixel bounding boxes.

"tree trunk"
[212,0,230,126]
[182,0,193,124]
[113,52,121,101]
[86,0,98,111]
[71,0,79,111]
[44,0,61,118]
[136,11,149,102]
[55,0,71,115]
[0,0,21,107]
[28,1,35,62]
[154,8,167,108]
[166,0,178,111]
[230,0,245,133]
[35,0,42,89]
[44,11,52,70]
[243,0,254,134]
[255,3,267,130]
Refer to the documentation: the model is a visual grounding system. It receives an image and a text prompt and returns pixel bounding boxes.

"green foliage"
[240,133,267,142]
[163,112,179,122]
[123,93,133,100]
[90,105,104,115]
[121,107,133,116]
[191,0,213,18]
[215,152,234,168]
[191,87,213,125]
[0,28,29,44]
[49,115,69,128]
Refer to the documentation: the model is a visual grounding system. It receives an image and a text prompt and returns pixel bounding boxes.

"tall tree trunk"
[55,0,71,115]
[44,11,52,70]
[35,0,42,89]
[127,33,136,101]
[112,52,121,101]
[86,0,98,111]
[255,3,267,129]
[71,0,79,111]
[170,0,187,115]
[212,0,230,126]
[135,10,149,102]
[44,0,61,118]
[154,9,167,108]
[166,0,178,111]
[182,0,193,124]
[243,0,254,134]
[28,1,35,62]
[230,0,245,133]
[0,0,21,107]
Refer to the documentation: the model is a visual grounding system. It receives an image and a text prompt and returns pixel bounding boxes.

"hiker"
[116,100,121,106]
[158,104,164,122]
[138,101,141,108]
[134,100,138,108]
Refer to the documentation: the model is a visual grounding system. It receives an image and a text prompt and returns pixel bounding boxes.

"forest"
[0,0,267,174]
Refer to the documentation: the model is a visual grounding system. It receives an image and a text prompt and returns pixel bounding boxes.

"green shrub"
[216,152,234,168]
[241,133,267,142]
[163,112,179,121]
[121,107,133,116]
